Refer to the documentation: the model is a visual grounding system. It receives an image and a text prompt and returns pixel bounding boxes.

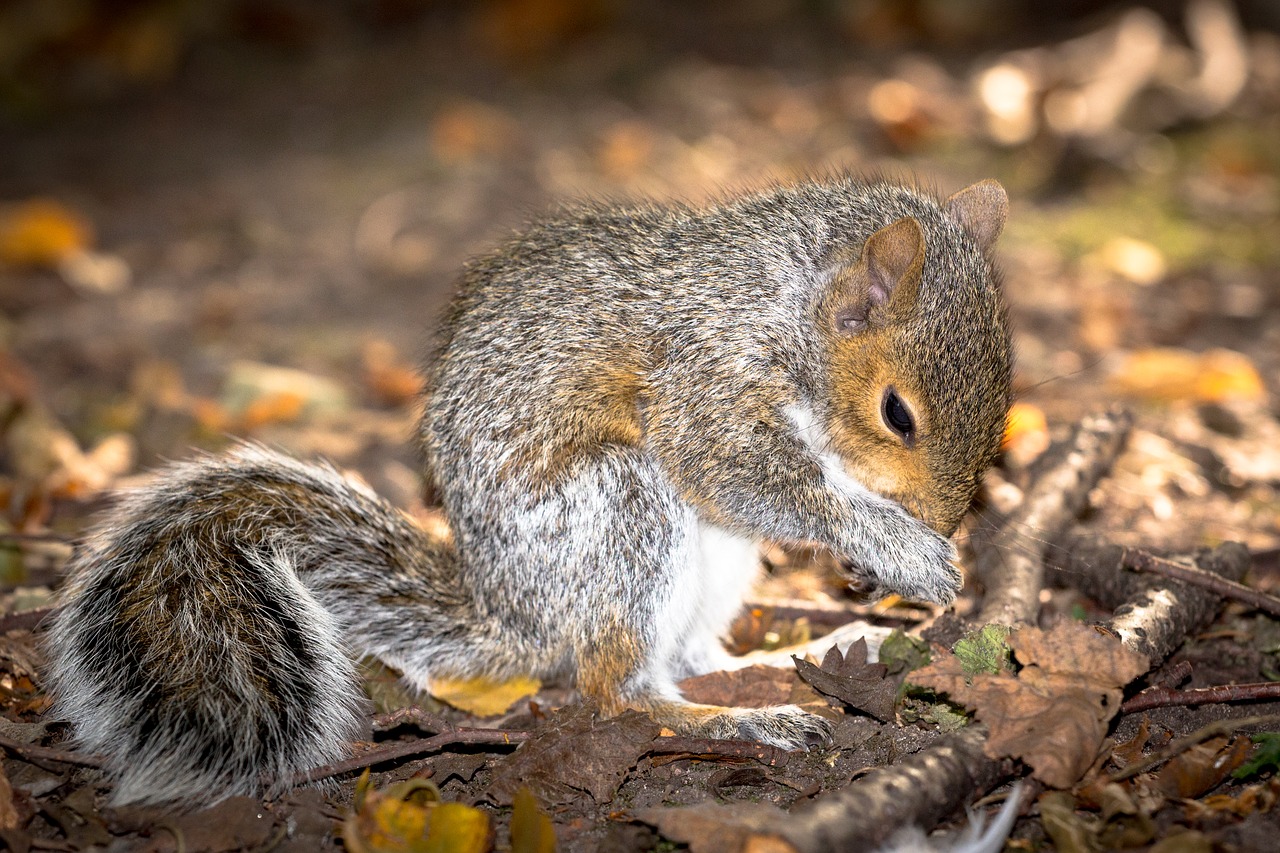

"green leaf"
[1232,732,1280,779]
[878,630,931,675]
[954,624,1013,676]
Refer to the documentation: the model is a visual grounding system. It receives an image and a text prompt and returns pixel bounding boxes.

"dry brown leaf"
[430,101,517,165]
[679,664,795,709]
[0,764,19,830]
[1112,716,1152,770]
[1152,735,1253,799]
[485,703,660,807]
[637,800,790,853]
[1186,777,1280,820]
[792,638,897,722]
[430,674,541,717]
[911,623,1147,789]
[362,340,423,407]
[239,390,306,430]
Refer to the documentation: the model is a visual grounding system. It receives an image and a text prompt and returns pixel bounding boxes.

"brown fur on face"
[819,207,1010,536]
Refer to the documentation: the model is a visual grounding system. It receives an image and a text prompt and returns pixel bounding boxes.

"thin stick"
[648,736,791,766]
[1108,714,1280,783]
[0,732,104,768]
[0,606,56,633]
[371,706,456,733]
[290,728,529,786]
[1122,548,1280,618]
[1122,681,1280,714]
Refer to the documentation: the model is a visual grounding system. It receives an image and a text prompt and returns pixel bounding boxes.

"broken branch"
[1121,681,1280,714]
[0,731,104,768]
[290,728,529,787]
[1121,548,1280,617]
[1048,536,1250,663]
[975,406,1134,626]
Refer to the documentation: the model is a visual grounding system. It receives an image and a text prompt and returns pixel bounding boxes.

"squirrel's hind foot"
[730,704,835,751]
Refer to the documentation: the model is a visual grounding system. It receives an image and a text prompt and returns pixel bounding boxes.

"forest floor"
[0,3,1279,850]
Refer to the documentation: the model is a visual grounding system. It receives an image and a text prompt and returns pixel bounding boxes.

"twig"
[0,606,56,633]
[1122,681,1280,714]
[648,736,791,766]
[370,706,456,733]
[289,728,528,786]
[0,731,104,768]
[975,406,1133,626]
[0,531,73,545]
[1108,714,1280,783]
[1122,548,1280,618]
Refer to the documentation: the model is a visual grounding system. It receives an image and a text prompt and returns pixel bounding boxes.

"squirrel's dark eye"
[881,390,916,444]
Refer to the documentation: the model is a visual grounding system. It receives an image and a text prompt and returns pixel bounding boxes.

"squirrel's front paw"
[733,705,834,751]
[847,506,961,605]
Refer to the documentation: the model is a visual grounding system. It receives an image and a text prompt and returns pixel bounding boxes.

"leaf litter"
[1,1,1280,851]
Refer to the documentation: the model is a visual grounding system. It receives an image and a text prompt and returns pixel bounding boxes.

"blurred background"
[0,0,1277,579]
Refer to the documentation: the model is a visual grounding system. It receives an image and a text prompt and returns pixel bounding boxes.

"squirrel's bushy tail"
[44,444,453,806]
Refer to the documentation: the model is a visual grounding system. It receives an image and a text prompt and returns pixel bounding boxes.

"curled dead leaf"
[910,623,1148,789]
[343,772,492,853]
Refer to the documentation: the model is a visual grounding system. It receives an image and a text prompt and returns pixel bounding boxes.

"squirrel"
[44,175,1012,806]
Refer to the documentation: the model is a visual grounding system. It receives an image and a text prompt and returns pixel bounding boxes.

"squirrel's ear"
[832,216,925,333]
[943,179,1007,254]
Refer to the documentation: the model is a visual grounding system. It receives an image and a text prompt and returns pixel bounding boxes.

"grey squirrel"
[45,175,1012,806]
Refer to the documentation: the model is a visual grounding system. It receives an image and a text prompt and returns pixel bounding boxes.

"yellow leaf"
[1110,348,1264,404]
[430,674,540,717]
[344,777,492,853]
[1002,402,1048,453]
[1194,349,1266,403]
[511,787,556,853]
[0,199,92,268]
[424,803,492,853]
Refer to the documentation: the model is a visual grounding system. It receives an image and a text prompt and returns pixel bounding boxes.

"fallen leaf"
[1149,830,1214,853]
[0,199,92,268]
[876,630,931,676]
[1187,777,1280,819]
[1110,348,1265,403]
[792,639,897,722]
[1096,236,1167,285]
[1002,401,1049,457]
[911,623,1147,789]
[221,360,350,426]
[1111,716,1152,770]
[1038,791,1098,853]
[431,673,541,717]
[679,664,794,708]
[1153,735,1252,799]
[430,101,517,164]
[511,787,556,853]
[0,764,20,830]
[1234,731,1280,780]
[363,340,423,407]
[637,800,791,853]
[344,774,491,853]
[953,624,1013,676]
[486,702,660,807]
